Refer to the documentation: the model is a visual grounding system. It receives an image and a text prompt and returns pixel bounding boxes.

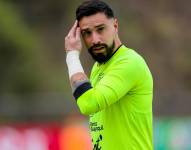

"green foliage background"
[0,0,191,121]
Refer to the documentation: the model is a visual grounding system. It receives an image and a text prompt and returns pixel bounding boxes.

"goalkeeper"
[65,0,153,149]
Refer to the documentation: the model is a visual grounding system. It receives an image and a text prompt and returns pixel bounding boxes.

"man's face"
[79,12,118,63]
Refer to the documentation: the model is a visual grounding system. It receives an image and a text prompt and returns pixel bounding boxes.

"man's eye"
[82,31,91,37]
[97,27,104,32]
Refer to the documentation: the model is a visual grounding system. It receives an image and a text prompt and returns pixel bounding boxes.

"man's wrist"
[66,50,84,78]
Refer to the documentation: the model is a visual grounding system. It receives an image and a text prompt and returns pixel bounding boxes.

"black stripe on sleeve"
[73,82,92,100]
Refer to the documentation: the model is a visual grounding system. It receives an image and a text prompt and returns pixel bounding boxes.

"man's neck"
[113,38,122,53]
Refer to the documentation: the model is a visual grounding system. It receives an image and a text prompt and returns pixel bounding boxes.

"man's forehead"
[79,13,113,29]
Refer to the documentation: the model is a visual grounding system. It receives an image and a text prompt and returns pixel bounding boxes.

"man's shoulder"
[91,45,147,73]
[110,45,144,65]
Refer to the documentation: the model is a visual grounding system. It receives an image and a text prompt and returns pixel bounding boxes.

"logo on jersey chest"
[97,72,104,82]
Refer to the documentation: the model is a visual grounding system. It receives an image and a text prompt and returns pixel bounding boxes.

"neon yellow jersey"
[77,45,153,150]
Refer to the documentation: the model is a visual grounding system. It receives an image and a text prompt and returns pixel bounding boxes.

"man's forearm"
[66,50,92,98]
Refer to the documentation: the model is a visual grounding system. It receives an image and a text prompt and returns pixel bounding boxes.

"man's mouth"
[93,46,105,53]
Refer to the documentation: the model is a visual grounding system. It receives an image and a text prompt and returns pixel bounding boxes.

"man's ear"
[113,18,119,33]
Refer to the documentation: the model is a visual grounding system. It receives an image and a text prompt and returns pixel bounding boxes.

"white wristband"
[66,50,84,78]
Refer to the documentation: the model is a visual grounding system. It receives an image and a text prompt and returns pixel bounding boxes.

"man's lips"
[93,46,105,53]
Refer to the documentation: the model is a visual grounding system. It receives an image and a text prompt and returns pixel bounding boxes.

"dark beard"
[88,41,115,63]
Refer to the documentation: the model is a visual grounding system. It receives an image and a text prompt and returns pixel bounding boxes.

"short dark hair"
[76,0,114,21]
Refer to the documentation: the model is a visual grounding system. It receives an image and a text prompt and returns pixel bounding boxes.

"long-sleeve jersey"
[76,45,153,150]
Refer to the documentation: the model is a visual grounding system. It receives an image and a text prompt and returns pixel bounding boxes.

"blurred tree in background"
[0,0,43,93]
[0,0,191,122]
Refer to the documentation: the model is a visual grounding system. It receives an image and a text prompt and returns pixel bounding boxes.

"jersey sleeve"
[77,58,140,115]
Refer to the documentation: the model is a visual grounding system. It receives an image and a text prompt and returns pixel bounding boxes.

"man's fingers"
[67,20,78,37]
[65,20,82,51]
[76,27,81,39]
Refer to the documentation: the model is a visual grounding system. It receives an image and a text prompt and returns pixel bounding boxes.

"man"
[65,0,153,149]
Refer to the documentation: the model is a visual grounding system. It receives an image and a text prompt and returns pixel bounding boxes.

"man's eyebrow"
[95,24,105,28]
[81,24,106,33]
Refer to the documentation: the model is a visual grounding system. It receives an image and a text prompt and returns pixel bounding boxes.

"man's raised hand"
[65,20,82,52]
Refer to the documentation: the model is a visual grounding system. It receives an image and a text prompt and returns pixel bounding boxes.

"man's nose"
[91,32,101,45]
